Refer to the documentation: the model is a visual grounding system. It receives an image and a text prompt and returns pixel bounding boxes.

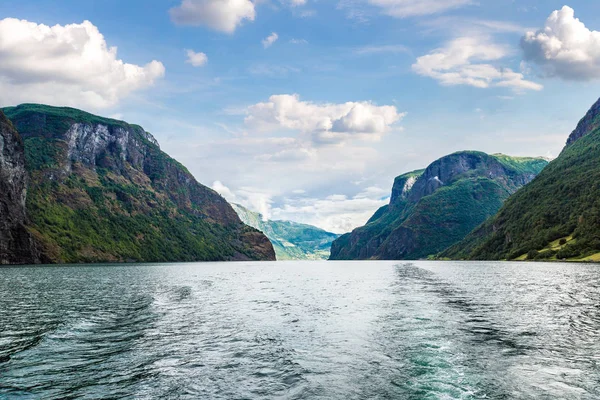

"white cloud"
[186,49,208,67]
[255,147,316,162]
[213,181,273,221]
[0,18,164,109]
[290,38,308,44]
[272,189,389,233]
[214,178,389,233]
[245,94,404,145]
[282,0,307,6]
[368,0,473,18]
[170,0,255,33]
[339,0,473,20]
[521,6,600,81]
[212,180,237,201]
[262,32,279,49]
[412,37,543,92]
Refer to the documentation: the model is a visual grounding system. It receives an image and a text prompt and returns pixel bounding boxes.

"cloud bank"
[413,37,542,91]
[245,94,404,145]
[0,18,164,109]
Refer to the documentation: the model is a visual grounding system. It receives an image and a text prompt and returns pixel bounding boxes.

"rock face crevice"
[0,111,41,264]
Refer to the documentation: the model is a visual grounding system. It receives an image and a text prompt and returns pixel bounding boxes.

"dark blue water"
[0,261,599,399]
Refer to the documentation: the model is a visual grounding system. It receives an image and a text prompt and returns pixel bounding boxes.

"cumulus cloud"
[262,32,279,49]
[412,37,543,92]
[245,94,404,145]
[186,49,208,67]
[0,18,165,109]
[521,6,600,81]
[170,0,255,33]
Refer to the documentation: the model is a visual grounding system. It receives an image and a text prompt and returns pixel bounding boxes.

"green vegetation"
[23,137,64,170]
[232,204,339,260]
[443,98,600,261]
[444,138,600,260]
[4,104,132,138]
[27,176,239,262]
[330,152,548,260]
[2,104,274,263]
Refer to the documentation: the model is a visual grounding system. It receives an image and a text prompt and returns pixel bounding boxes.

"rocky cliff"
[0,104,275,263]
[330,151,548,260]
[0,112,42,264]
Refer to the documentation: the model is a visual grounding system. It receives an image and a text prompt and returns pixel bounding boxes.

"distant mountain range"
[3,98,600,265]
[0,104,275,264]
[232,203,339,260]
[330,152,548,260]
[443,97,600,262]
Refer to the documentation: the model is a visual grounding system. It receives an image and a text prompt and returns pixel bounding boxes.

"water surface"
[1,261,599,399]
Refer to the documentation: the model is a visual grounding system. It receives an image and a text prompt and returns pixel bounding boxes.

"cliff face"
[1,104,275,263]
[0,112,41,264]
[445,97,600,261]
[564,97,600,148]
[330,152,548,261]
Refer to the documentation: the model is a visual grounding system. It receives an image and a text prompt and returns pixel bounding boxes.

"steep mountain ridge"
[444,97,600,261]
[330,151,548,260]
[232,203,339,260]
[0,104,274,263]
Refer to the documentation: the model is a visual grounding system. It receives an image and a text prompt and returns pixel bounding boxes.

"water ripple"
[0,261,599,399]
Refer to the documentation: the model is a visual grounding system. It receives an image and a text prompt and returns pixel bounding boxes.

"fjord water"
[1,262,599,399]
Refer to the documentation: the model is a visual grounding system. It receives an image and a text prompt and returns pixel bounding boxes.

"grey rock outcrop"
[0,112,41,264]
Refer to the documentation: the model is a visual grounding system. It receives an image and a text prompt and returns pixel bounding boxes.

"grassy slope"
[443,128,600,261]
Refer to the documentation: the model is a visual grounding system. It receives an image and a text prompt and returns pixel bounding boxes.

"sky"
[2,0,600,233]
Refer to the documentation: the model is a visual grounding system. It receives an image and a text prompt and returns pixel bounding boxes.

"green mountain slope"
[330,151,548,260]
[1,104,275,263]
[232,204,340,260]
[443,97,600,261]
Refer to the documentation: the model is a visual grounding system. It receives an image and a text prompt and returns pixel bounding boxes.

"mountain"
[0,104,275,264]
[443,97,600,262]
[330,151,548,260]
[232,203,340,260]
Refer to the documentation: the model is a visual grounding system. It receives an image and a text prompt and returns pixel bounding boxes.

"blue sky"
[2,0,600,232]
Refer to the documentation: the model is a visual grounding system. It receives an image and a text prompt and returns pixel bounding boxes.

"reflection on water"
[0,261,599,399]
